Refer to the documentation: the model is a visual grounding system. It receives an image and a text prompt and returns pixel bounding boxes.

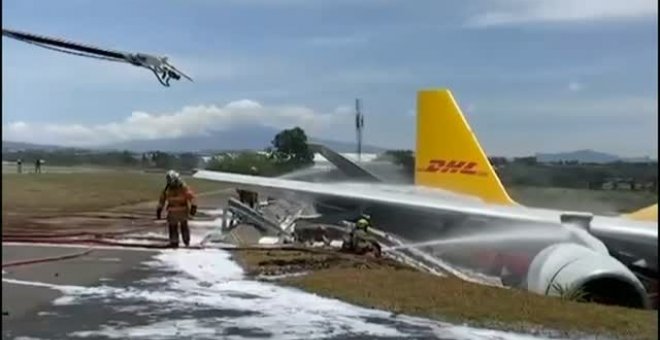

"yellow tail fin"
[624,204,658,222]
[415,89,516,206]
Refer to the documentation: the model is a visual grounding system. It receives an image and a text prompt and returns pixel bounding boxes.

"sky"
[2,0,658,157]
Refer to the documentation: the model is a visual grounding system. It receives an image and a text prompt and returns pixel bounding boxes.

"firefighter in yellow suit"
[157,170,198,248]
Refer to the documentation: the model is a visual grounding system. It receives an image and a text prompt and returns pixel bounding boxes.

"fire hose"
[2,224,375,269]
[2,248,94,268]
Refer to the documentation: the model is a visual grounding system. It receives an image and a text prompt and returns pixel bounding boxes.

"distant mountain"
[102,126,386,154]
[535,149,656,164]
[2,141,64,152]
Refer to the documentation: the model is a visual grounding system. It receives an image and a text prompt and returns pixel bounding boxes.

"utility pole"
[355,98,364,162]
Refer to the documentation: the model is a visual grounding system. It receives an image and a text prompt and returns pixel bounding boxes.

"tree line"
[2,149,202,171]
[3,127,315,177]
[379,150,658,192]
[204,127,315,177]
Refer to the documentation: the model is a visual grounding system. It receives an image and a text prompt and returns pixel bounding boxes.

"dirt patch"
[236,249,411,277]
[234,249,657,340]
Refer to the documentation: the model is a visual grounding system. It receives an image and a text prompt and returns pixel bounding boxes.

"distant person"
[235,167,260,210]
[247,166,259,208]
[17,159,22,174]
[156,170,198,248]
[236,188,259,209]
[34,159,43,174]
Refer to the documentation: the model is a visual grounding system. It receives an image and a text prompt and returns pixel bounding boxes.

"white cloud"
[3,100,353,147]
[567,81,583,92]
[8,121,28,132]
[467,0,657,27]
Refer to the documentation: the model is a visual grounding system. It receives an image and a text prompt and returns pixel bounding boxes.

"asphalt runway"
[2,244,157,339]
[1,199,551,340]
[1,242,549,340]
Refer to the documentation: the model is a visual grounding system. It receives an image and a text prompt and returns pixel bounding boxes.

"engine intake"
[526,243,650,309]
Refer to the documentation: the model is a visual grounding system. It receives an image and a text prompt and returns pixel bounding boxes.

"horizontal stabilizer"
[625,204,658,222]
[308,143,382,183]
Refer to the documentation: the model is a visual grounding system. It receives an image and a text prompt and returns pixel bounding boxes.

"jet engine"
[526,243,650,309]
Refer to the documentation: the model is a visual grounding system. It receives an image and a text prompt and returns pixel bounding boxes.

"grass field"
[2,169,229,220]
[237,250,658,340]
[2,167,657,339]
[509,186,657,215]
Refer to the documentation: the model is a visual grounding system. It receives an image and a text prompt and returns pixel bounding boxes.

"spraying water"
[384,229,562,252]
[383,220,574,253]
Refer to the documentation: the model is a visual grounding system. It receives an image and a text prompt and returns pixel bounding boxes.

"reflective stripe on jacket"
[158,185,196,218]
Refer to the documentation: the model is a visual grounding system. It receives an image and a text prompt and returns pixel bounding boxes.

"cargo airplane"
[194,89,658,309]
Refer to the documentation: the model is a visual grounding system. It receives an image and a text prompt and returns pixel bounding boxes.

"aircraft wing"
[194,169,657,271]
[193,170,561,224]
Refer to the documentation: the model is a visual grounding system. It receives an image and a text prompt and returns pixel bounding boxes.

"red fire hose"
[2,248,94,268]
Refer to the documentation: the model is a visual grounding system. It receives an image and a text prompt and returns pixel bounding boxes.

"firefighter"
[246,166,259,209]
[157,170,198,248]
[17,159,22,174]
[344,215,381,257]
[355,215,371,232]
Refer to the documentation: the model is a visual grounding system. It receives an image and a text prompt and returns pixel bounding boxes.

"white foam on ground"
[70,319,217,339]
[12,247,555,339]
[37,311,59,317]
[3,246,554,339]
[257,236,280,245]
[200,208,225,216]
[187,217,225,245]
[189,217,224,229]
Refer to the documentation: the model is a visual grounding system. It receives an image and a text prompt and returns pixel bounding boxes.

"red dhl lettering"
[417,159,487,176]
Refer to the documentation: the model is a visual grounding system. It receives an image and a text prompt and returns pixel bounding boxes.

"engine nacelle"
[526,243,650,309]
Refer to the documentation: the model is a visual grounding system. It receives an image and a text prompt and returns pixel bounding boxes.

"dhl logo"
[418,159,488,176]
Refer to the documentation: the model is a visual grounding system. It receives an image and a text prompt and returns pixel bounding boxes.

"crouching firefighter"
[343,215,381,257]
[156,170,198,248]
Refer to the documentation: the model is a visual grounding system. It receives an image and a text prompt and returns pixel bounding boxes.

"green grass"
[2,170,229,218]
[236,250,658,340]
[509,186,657,215]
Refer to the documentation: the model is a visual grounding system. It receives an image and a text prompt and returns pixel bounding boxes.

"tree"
[270,127,314,165]
[151,151,175,169]
[384,150,415,174]
[178,153,200,170]
[120,150,136,165]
